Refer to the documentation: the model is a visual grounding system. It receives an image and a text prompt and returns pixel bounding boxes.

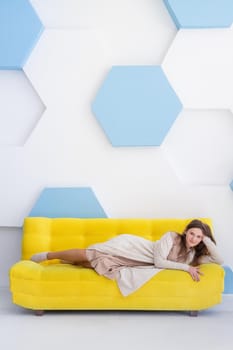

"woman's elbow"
[154,258,165,269]
[216,257,224,265]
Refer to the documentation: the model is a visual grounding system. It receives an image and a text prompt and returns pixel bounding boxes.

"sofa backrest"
[22,217,212,260]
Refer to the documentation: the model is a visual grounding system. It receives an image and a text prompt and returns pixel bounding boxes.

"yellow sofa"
[9,217,224,316]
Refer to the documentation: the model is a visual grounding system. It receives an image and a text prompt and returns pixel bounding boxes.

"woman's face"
[185,227,204,248]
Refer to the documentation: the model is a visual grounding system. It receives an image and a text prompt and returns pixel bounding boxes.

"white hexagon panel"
[0,70,45,146]
[30,0,177,65]
[162,109,233,185]
[162,27,233,109]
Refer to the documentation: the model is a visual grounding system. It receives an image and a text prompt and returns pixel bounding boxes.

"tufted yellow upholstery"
[10,217,224,312]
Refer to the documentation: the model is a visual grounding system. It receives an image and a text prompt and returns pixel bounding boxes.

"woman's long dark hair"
[180,219,216,264]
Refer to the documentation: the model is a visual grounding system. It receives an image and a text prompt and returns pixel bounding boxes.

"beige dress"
[86,232,223,296]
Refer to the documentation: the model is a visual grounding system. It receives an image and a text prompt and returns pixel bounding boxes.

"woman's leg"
[47,249,88,264]
[31,248,91,267]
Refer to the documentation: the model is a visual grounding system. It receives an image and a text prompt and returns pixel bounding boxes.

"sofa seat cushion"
[10,260,224,311]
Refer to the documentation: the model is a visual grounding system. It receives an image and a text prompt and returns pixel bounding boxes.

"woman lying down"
[31,219,223,296]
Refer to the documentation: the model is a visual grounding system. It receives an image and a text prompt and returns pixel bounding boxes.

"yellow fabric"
[10,217,224,311]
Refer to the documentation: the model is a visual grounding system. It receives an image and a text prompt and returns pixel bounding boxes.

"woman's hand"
[188,266,204,282]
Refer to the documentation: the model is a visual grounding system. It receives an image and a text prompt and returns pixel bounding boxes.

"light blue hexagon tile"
[163,0,233,29]
[223,266,233,294]
[92,66,182,147]
[29,187,107,218]
[0,0,44,69]
[230,180,233,191]
[223,180,233,294]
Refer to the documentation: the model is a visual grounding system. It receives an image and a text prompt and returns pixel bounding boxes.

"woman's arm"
[153,232,203,281]
[198,236,224,265]
[153,232,190,272]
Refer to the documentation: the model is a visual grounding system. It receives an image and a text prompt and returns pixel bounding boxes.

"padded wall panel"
[0,71,45,146]
[162,28,233,109]
[31,0,176,65]
[163,0,233,28]
[0,0,44,69]
[162,110,233,185]
[223,266,233,294]
[0,0,233,275]
[29,187,107,218]
[230,180,233,191]
[92,66,182,146]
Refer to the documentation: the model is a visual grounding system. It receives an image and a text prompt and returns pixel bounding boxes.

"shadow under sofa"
[9,217,225,316]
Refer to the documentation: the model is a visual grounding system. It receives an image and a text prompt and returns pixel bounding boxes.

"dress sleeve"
[153,232,190,272]
[197,236,224,265]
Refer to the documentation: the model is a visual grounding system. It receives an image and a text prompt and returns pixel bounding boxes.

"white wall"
[1,0,233,287]
[0,228,22,287]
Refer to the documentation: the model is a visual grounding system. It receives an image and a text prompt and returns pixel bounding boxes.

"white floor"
[1,287,233,350]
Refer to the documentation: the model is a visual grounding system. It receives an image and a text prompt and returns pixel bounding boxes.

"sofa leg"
[189,311,198,317]
[35,310,44,316]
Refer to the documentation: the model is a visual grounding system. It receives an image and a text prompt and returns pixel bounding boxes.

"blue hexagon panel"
[92,66,182,147]
[223,265,233,294]
[0,0,44,69]
[163,0,233,28]
[29,187,107,218]
[230,180,233,191]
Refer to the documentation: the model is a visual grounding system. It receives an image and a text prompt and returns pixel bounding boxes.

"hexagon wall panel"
[0,70,45,146]
[223,265,233,294]
[230,180,233,191]
[92,66,182,147]
[0,0,44,69]
[30,0,176,65]
[29,187,107,218]
[162,27,233,109]
[162,110,233,185]
[0,0,233,282]
[163,0,233,28]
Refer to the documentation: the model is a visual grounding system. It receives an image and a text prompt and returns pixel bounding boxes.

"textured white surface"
[0,71,45,146]
[162,109,233,184]
[0,1,233,269]
[30,0,176,64]
[162,27,233,109]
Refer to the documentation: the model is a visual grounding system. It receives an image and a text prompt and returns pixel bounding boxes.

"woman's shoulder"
[158,231,181,244]
[167,231,182,244]
[159,231,178,238]
[169,231,180,237]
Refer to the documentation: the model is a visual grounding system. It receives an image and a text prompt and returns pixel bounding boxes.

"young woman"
[31,219,223,296]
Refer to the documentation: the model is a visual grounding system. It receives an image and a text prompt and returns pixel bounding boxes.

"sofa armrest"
[10,260,43,281]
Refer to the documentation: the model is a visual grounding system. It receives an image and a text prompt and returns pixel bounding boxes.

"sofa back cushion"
[22,217,212,260]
